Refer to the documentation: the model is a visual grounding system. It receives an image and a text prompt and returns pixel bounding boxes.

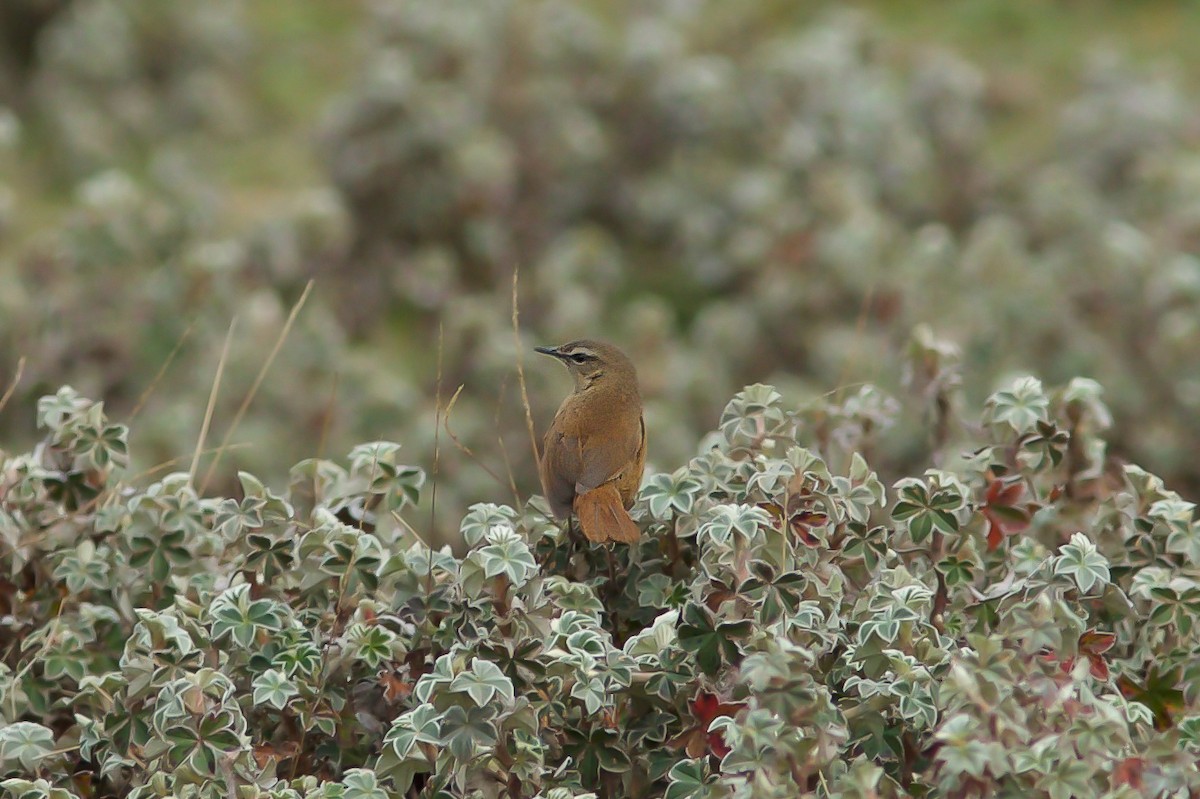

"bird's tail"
[574,483,640,544]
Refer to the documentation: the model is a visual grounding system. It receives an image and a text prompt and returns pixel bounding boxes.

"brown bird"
[536,339,645,544]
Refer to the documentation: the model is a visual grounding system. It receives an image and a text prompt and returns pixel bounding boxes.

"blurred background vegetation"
[2,0,1199,542]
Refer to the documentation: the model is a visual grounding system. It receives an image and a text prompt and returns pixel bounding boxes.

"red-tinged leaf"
[1086,655,1109,681]
[691,693,721,723]
[707,730,731,759]
[1117,668,1184,731]
[689,693,746,725]
[252,741,299,768]
[380,670,413,702]
[985,515,1004,551]
[789,510,825,546]
[676,692,746,760]
[989,504,1031,528]
[758,502,785,528]
[704,589,736,612]
[1111,757,1145,790]
[1079,630,1116,656]
[667,728,709,759]
[985,478,1025,507]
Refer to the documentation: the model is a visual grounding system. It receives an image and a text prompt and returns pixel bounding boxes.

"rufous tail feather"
[574,483,640,544]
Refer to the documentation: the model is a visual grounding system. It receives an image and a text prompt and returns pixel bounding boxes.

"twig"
[316,371,340,462]
[132,443,254,484]
[200,279,314,492]
[443,384,509,489]
[130,321,195,422]
[0,356,26,417]
[191,319,238,487]
[511,267,540,466]
[494,374,522,507]
[430,322,444,542]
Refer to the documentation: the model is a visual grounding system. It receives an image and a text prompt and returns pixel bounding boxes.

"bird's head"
[534,339,637,392]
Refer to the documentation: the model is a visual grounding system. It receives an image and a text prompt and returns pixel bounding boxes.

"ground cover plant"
[4,3,1200,542]
[3,333,1200,797]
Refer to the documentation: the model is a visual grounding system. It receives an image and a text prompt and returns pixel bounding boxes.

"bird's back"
[539,382,644,519]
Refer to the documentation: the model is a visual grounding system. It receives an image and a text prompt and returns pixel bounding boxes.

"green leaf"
[440,704,497,762]
[386,703,443,759]
[459,502,519,548]
[252,669,299,710]
[986,376,1050,434]
[477,527,538,587]
[208,584,286,649]
[1053,533,1110,594]
[0,723,55,771]
[642,467,704,519]
[449,658,515,707]
[664,759,709,799]
[720,384,787,448]
[345,623,399,668]
[697,504,770,547]
[677,602,750,677]
[341,769,389,799]
[0,779,80,799]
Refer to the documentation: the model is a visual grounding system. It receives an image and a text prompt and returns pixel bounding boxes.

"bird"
[535,339,645,544]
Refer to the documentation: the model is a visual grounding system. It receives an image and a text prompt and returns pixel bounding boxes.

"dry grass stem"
[200,279,314,492]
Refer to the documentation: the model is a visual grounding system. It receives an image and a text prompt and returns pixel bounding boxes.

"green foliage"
[1,3,1200,550]
[5,371,1200,798]
[3,3,1200,796]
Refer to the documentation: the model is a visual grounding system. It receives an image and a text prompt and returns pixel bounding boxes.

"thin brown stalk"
[430,322,444,541]
[200,279,314,493]
[130,321,194,422]
[191,319,238,486]
[494,375,521,507]
[511,267,539,465]
[443,384,508,489]
[833,282,877,405]
[0,357,26,418]
[133,443,254,484]
[316,371,340,461]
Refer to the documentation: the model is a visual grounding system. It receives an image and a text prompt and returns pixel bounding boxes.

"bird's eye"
[570,353,589,364]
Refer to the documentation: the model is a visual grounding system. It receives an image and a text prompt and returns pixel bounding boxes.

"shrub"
[3,359,1199,798]
[5,5,1200,545]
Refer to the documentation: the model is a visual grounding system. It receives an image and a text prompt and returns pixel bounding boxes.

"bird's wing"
[575,412,643,494]
[539,421,582,519]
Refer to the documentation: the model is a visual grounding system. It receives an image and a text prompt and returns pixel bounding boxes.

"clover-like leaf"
[892,475,966,542]
[697,503,770,547]
[642,467,704,519]
[449,658,515,707]
[209,584,286,649]
[252,669,298,710]
[386,703,443,759]
[341,769,389,799]
[719,384,787,448]
[440,704,498,762]
[677,601,751,677]
[986,376,1050,434]
[345,623,399,668]
[459,503,520,548]
[476,527,538,587]
[0,779,80,799]
[0,723,55,771]
[1053,532,1110,594]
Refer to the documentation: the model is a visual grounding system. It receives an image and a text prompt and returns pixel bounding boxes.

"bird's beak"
[534,345,561,358]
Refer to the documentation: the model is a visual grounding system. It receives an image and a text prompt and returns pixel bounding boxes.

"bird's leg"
[566,515,583,550]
